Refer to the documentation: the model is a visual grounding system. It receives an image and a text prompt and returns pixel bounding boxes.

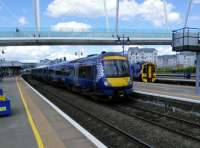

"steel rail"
[110,103,200,142]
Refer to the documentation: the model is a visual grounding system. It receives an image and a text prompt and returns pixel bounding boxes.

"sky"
[0,0,200,62]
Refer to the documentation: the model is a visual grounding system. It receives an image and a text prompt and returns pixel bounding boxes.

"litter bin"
[0,89,11,116]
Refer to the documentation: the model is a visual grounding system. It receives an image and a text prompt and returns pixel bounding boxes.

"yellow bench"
[0,96,6,101]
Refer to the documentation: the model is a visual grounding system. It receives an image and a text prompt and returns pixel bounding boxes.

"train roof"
[69,52,127,64]
[32,52,128,70]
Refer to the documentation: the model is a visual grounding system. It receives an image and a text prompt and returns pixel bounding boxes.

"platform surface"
[0,78,37,148]
[0,77,99,148]
[134,82,200,100]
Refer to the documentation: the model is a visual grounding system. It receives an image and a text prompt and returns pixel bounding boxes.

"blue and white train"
[31,52,133,99]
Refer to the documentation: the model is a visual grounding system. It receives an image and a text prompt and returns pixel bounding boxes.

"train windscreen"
[103,60,129,77]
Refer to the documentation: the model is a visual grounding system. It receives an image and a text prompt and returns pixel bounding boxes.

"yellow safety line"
[16,78,45,148]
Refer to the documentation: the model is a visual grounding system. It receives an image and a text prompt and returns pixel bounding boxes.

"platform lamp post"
[0,47,5,81]
[116,34,130,54]
[0,47,5,60]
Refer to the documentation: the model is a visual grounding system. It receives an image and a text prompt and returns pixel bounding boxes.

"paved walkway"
[0,77,101,148]
[134,82,200,100]
[0,77,37,148]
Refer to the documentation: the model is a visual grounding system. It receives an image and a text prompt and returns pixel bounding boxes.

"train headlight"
[104,80,110,86]
[129,80,133,86]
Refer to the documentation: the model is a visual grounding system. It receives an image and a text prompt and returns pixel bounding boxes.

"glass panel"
[103,60,129,77]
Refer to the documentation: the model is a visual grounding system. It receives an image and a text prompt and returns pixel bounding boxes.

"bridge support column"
[103,0,109,32]
[195,52,200,95]
[184,0,193,27]
[115,0,119,36]
[33,0,40,37]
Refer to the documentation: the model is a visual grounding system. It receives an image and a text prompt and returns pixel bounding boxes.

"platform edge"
[134,90,200,104]
[21,78,107,148]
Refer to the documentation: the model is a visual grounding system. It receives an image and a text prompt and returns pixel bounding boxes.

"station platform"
[134,82,200,101]
[156,78,195,86]
[0,77,104,148]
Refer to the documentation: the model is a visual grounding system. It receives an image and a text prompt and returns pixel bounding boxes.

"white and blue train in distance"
[31,52,133,100]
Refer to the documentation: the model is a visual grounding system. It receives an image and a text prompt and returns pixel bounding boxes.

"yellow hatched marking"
[16,78,44,148]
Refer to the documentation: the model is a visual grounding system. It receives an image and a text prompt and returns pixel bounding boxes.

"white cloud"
[18,16,28,26]
[109,45,174,55]
[3,46,79,62]
[154,45,175,55]
[105,45,140,53]
[189,16,200,21]
[46,0,181,27]
[51,21,92,32]
[1,45,175,63]
[193,0,200,4]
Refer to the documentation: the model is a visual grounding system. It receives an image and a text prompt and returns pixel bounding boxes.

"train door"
[142,63,156,82]
[78,65,94,91]
[151,64,156,82]
[142,64,148,82]
[148,64,152,82]
[74,63,79,87]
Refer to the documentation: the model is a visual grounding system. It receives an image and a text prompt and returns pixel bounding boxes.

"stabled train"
[131,62,156,82]
[31,52,133,99]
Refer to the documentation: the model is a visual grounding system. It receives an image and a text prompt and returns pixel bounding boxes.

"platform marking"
[16,78,44,148]
[136,87,200,100]
[135,90,200,104]
[22,78,107,148]
[136,81,194,89]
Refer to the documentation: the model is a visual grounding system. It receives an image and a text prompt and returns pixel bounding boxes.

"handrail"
[0,31,172,39]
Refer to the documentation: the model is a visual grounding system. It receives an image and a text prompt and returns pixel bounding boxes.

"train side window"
[65,67,74,76]
[151,65,155,72]
[56,69,66,76]
[79,66,93,79]
[143,65,147,73]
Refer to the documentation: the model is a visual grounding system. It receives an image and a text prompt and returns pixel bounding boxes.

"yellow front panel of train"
[107,77,130,87]
[0,96,6,101]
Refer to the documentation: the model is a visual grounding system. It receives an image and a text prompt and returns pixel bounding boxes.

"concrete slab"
[18,77,102,148]
[134,82,200,100]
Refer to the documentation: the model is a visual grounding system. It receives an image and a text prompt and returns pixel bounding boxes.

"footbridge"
[0,29,172,46]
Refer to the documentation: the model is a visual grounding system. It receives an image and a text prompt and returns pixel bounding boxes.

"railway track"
[24,76,200,148]
[27,78,152,148]
[110,100,200,142]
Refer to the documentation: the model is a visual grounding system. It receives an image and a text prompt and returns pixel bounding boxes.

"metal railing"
[172,27,200,51]
[0,28,172,39]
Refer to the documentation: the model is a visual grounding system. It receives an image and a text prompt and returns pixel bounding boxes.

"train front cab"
[98,55,133,98]
[141,63,156,82]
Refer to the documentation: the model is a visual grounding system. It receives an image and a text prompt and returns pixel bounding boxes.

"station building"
[157,52,196,68]
[157,55,177,68]
[0,60,36,76]
[128,47,157,64]
[176,52,196,68]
